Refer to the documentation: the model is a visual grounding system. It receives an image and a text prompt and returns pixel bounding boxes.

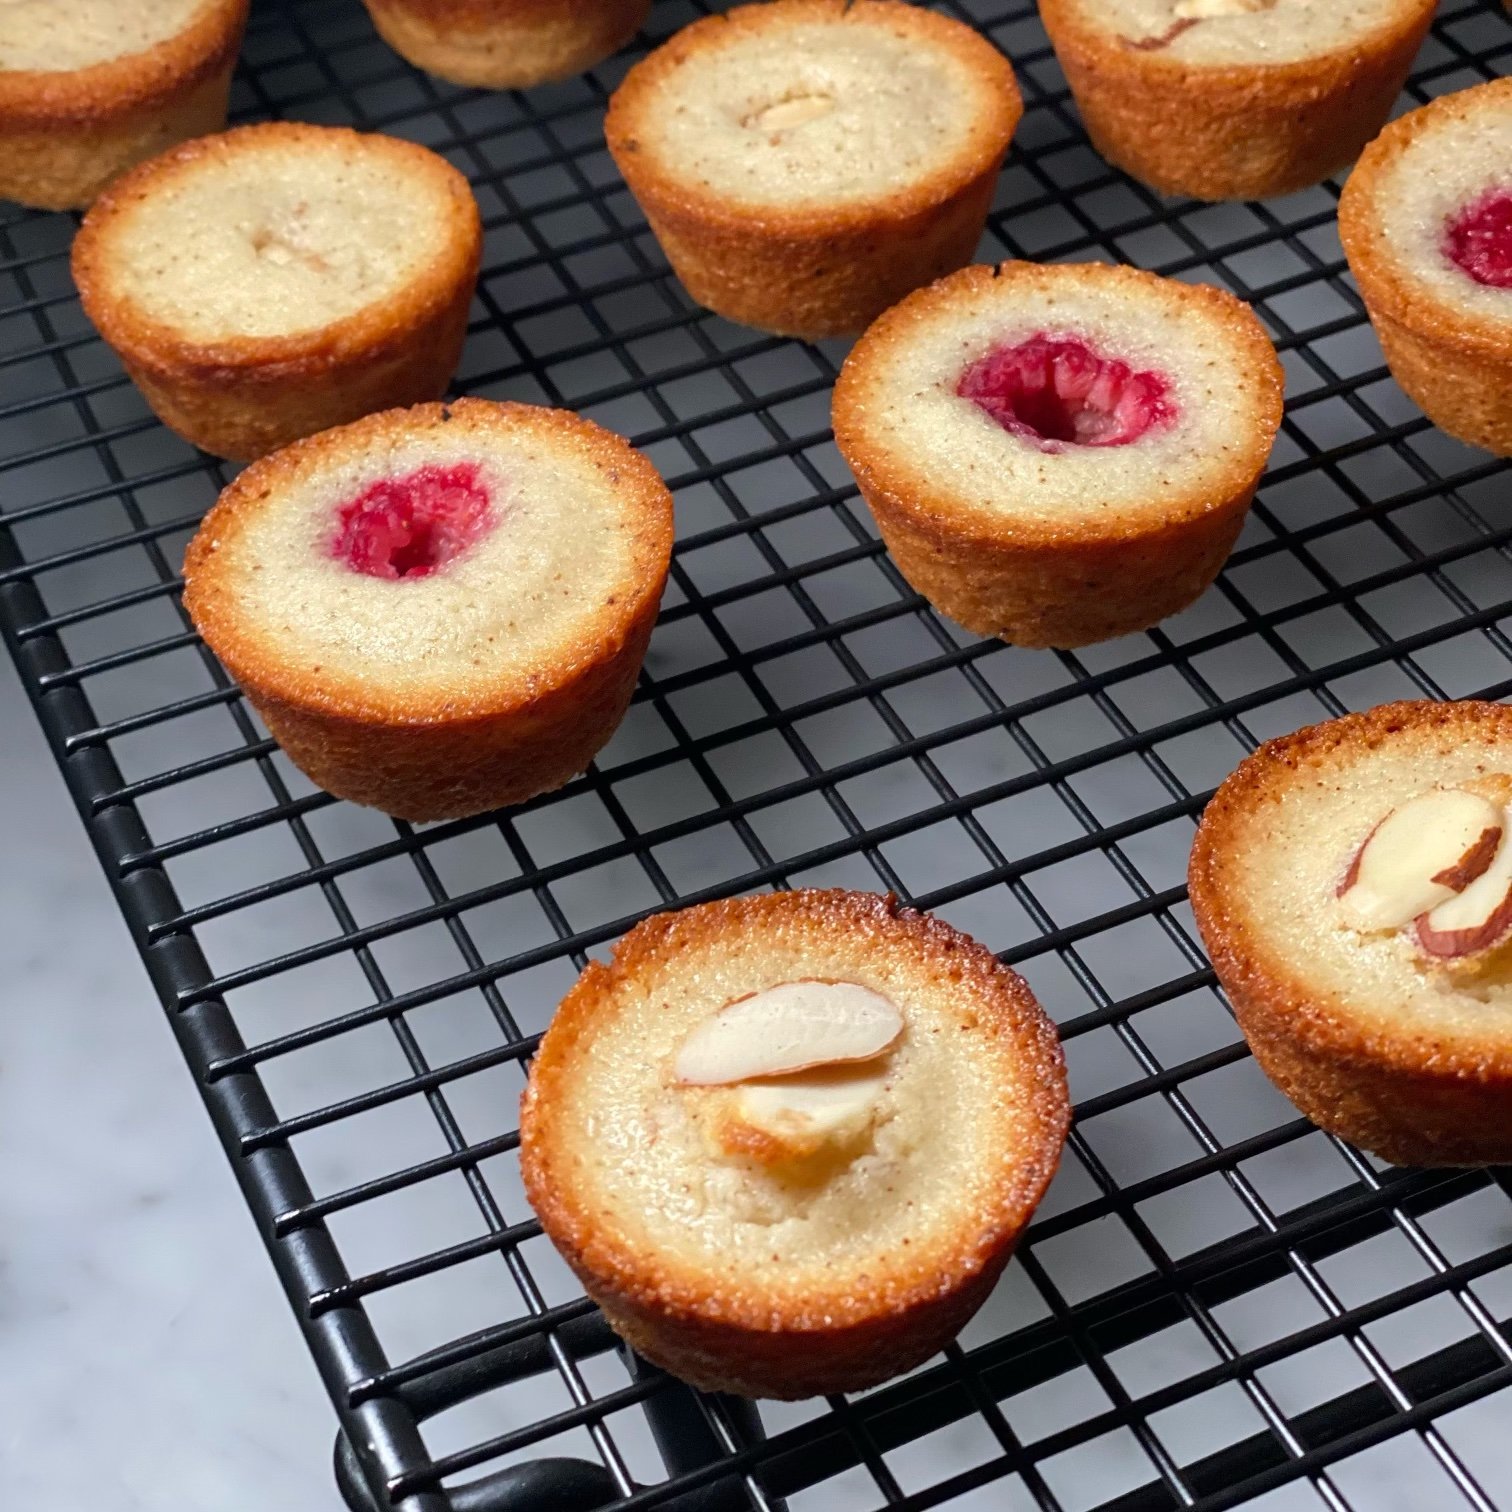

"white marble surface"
[0,650,340,1512]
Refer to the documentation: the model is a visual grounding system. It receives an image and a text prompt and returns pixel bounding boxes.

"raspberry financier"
[605,0,1021,340]
[182,399,674,822]
[832,260,1284,648]
[72,122,481,461]
[1039,0,1435,202]
[521,890,1069,1399]
[1190,701,1512,1167]
[0,0,247,210]
[1341,79,1512,457]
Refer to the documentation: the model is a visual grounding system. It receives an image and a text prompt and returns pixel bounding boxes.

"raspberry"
[330,462,493,580]
[1445,190,1512,290]
[957,334,1174,452]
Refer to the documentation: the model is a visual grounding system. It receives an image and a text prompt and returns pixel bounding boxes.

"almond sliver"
[674,980,903,1086]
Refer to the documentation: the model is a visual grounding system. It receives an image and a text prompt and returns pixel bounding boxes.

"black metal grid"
[4,1,1512,1508]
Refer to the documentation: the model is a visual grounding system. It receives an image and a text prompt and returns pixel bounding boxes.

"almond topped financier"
[0,0,247,210]
[182,399,674,822]
[1340,79,1512,456]
[605,0,1022,340]
[72,122,481,462]
[521,890,1069,1398]
[1039,0,1436,202]
[832,260,1284,648]
[360,0,649,90]
[1190,701,1512,1167]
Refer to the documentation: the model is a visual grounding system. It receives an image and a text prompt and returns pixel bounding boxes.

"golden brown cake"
[1039,0,1436,202]
[71,122,481,461]
[182,399,674,822]
[360,0,648,90]
[0,0,247,211]
[1190,700,1512,1167]
[1340,78,1512,456]
[831,260,1284,649]
[605,0,1021,340]
[520,889,1069,1399]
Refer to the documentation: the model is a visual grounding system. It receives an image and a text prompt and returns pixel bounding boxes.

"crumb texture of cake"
[1190,700,1512,1167]
[73,122,481,460]
[606,0,1021,338]
[183,399,674,820]
[832,259,1283,647]
[361,0,649,90]
[1340,78,1512,454]
[1039,0,1435,200]
[0,0,205,70]
[1075,0,1428,65]
[0,0,247,210]
[520,890,1069,1399]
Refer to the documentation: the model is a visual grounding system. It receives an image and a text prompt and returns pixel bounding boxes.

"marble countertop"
[0,651,339,1512]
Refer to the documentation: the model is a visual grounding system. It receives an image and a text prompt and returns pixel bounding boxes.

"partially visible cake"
[0,0,247,210]
[1190,700,1512,1166]
[606,0,1022,339]
[1340,78,1512,455]
[72,122,481,460]
[1039,0,1436,201]
[360,0,648,90]
[521,889,1070,1399]
[832,260,1284,648]
[182,399,674,821]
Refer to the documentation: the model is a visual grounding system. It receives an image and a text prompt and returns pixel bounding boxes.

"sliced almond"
[745,93,835,133]
[673,980,903,1086]
[714,1067,889,1168]
[1416,820,1512,961]
[1336,787,1503,932]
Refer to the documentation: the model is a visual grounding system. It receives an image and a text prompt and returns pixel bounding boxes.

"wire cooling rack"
[4,0,1512,1508]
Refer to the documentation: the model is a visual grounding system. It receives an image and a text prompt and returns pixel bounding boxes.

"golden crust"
[1339,79,1512,457]
[520,889,1070,1399]
[604,0,1021,340]
[1038,0,1435,201]
[361,0,649,89]
[1189,700,1512,1167]
[831,260,1284,649]
[182,399,674,822]
[72,122,482,461]
[0,0,247,210]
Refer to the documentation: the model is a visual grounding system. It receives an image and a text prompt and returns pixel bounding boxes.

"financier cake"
[521,889,1070,1399]
[1190,700,1512,1167]
[182,399,674,822]
[360,0,649,89]
[832,260,1284,648]
[1340,78,1512,456]
[1038,0,1436,202]
[0,0,247,210]
[605,0,1022,340]
[72,122,481,461]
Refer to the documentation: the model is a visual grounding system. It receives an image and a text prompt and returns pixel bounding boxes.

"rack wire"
[4,0,1512,1508]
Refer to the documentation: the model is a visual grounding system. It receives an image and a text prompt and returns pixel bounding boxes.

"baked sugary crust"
[831,260,1284,649]
[72,122,481,462]
[361,0,649,89]
[1339,79,1512,456]
[605,0,1021,340]
[520,889,1069,1398]
[182,399,674,821]
[1039,0,1435,201]
[1189,700,1512,1167]
[0,0,247,210]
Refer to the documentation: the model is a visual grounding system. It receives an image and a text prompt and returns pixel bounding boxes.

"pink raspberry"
[330,462,493,579]
[957,334,1175,452]
[1445,190,1512,290]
